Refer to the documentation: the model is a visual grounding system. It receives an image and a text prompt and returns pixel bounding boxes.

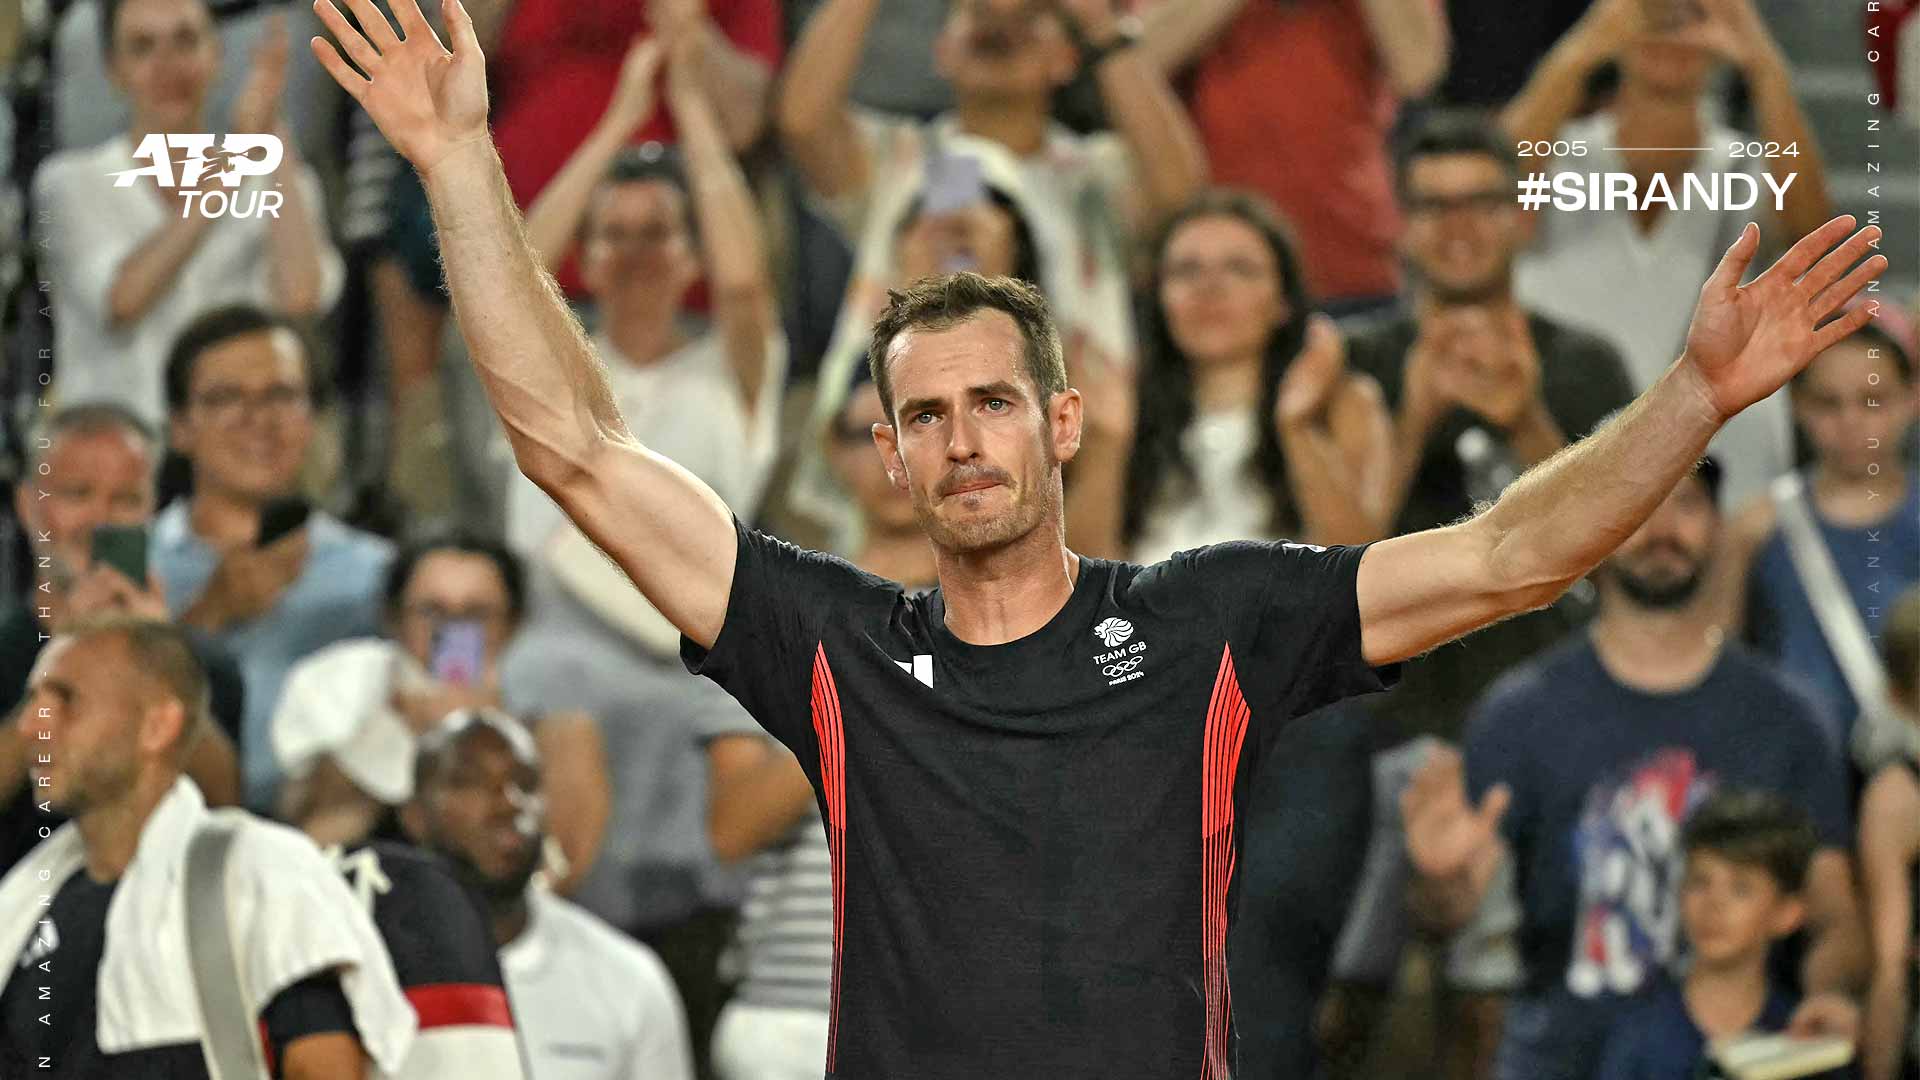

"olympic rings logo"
[1102,657,1144,678]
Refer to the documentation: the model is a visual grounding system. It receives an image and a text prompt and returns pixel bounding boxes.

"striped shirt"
[732,805,835,1013]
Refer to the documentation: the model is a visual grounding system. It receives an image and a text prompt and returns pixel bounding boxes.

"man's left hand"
[1681,216,1883,422]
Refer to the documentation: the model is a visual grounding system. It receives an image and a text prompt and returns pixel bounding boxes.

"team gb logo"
[1093,617,1134,648]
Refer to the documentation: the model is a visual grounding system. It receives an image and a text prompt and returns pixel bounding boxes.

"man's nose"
[946,412,982,461]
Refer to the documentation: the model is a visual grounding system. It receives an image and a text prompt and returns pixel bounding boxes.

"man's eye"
[985,399,1008,411]
[913,411,936,424]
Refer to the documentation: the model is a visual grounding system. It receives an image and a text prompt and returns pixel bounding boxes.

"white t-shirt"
[33,133,344,426]
[499,888,694,1080]
[506,328,786,558]
[1514,110,1792,508]
[1128,408,1286,566]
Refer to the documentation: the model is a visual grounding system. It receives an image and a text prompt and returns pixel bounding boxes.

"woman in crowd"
[1068,188,1393,562]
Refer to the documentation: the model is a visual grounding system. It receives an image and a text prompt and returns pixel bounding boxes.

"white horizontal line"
[1604,146,1712,151]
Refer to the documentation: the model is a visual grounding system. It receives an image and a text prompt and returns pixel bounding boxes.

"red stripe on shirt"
[1200,645,1252,1080]
[810,644,849,1074]
[408,983,515,1029]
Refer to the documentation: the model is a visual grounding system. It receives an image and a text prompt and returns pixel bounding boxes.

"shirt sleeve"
[681,519,887,759]
[1152,540,1402,722]
[625,948,696,1080]
[261,970,358,1069]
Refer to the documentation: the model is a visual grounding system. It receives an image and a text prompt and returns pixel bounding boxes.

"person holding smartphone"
[154,304,395,813]
[0,404,244,877]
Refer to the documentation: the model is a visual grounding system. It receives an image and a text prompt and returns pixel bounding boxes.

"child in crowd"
[1597,789,1848,1080]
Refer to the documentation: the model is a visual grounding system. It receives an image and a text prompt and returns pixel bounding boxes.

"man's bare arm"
[775,0,878,200]
[1356,217,1883,667]
[311,0,739,649]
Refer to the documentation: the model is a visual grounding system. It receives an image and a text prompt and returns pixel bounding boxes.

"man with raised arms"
[310,2,1884,1074]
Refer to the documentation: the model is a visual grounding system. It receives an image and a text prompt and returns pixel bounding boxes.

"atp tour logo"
[1093,617,1134,648]
[109,133,287,219]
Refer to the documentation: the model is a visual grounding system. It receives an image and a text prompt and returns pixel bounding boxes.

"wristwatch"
[1080,14,1144,67]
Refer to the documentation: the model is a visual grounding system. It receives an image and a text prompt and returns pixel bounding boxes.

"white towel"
[0,777,417,1073]
[272,638,432,805]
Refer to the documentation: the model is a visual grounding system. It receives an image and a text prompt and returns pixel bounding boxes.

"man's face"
[580,179,699,312]
[831,384,920,532]
[934,0,1076,104]
[18,636,145,817]
[895,202,1023,283]
[1793,339,1917,481]
[13,428,156,585]
[1401,154,1521,305]
[1605,475,1717,609]
[107,0,217,134]
[1680,849,1803,968]
[871,312,1070,554]
[411,728,545,902]
[169,329,313,503]
[391,550,517,673]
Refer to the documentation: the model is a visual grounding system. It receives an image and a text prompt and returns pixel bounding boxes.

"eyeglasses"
[1161,257,1274,285]
[189,384,310,419]
[1404,190,1510,216]
[402,602,512,626]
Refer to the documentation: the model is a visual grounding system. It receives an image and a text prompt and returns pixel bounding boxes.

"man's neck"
[601,304,686,369]
[855,528,937,589]
[952,99,1051,158]
[1588,596,1723,693]
[76,771,178,883]
[1810,458,1909,527]
[491,892,532,948]
[187,488,268,550]
[1684,954,1774,1039]
[934,518,1079,646]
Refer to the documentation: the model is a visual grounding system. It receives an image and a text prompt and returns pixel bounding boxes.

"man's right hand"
[311,0,491,176]
[184,530,311,631]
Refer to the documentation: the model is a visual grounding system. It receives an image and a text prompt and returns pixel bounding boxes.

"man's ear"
[142,698,188,760]
[1052,388,1085,464]
[870,423,909,492]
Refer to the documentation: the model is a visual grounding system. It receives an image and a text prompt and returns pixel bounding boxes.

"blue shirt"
[153,501,393,810]
[1748,474,1920,748]
[1596,977,1801,1080]
[1464,636,1849,1080]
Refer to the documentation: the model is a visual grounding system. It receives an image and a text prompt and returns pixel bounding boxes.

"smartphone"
[90,524,149,583]
[430,619,488,687]
[921,151,986,217]
[256,496,312,547]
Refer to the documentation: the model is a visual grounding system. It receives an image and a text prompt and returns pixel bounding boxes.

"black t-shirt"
[0,602,247,877]
[682,522,1400,1079]
[0,868,355,1078]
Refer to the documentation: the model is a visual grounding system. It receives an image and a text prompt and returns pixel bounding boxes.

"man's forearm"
[691,20,772,151]
[776,0,878,196]
[1478,360,1722,597]
[1094,49,1208,225]
[264,143,328,314]
[1137,0,1245,76]
[421,140,633,487]
[1356,0,1449,98]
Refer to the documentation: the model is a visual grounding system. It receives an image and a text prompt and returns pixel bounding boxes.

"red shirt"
[1183,0,1405,303]
[489,0,783,292]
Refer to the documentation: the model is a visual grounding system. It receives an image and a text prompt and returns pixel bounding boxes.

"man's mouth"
[946,479,1003,497]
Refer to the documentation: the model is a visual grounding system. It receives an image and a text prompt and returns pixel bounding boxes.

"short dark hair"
[1682,788,1818,895]
[63,615,211,758]
[1794,320,1916,386]
[382,531,527,625]
[586,143,696,244]
[865,272,1066,420]
[1396,109,1522,202]
[164,304,317,415]
[26,403,158,475]
[411,708,541,797]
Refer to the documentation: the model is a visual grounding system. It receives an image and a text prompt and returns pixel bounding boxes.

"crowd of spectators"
[1,0,1916,1076]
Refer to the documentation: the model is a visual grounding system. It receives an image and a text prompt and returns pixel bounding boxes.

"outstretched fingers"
[1811,300,1881,355]
[443,0,482,58]
[1810,252,1890,324]
[387,0,438,41]
[341,0,402,50]
[1761,214,1856,286]
[1799,224,1883,304]
[1702,220,1760,294]
[312,0,380,76]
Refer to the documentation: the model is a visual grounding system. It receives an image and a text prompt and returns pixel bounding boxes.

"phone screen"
[90,525,150,583]
[430,620,488,686]
[921,151,986,217]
